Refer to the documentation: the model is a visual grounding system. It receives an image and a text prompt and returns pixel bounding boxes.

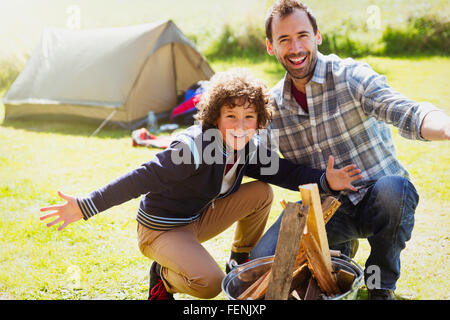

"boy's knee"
[242,181,273,211]
[188,268,224,299]
[254,181,274,203]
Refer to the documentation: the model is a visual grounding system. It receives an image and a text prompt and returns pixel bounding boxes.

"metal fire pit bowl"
[222,254,364,300]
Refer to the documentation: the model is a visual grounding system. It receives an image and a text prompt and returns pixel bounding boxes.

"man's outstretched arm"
[420,110,450,141]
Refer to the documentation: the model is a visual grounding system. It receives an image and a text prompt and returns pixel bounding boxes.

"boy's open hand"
[40,191,83,231]
[325,155,362,192]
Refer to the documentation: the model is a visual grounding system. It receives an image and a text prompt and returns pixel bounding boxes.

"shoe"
[350,239,359,259]
[148,261,174,300]
[368,289,395,300]
[226,251,250,274]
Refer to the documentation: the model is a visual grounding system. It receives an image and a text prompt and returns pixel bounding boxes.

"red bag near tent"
[170,81,208,125]
[131,128,175,149]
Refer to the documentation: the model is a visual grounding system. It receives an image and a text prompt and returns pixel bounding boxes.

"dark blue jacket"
[77,125,331,230]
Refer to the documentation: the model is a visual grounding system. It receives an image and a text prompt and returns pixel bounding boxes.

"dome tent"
[2,20,214,129]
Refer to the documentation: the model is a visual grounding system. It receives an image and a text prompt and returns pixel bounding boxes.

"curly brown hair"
[196,68,273,129]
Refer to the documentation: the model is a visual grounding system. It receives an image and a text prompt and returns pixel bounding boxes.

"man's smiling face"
[266,8,322,82]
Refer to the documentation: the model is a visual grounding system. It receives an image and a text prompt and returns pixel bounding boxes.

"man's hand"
[40,191,83,231]
[326,155,362,192]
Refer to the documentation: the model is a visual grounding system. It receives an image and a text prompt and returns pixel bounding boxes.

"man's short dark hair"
[265,0,318,43]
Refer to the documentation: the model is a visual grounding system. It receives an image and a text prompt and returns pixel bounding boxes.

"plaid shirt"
[270,52,440,204]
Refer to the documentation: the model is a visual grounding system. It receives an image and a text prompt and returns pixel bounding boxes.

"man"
[249,0,450,300]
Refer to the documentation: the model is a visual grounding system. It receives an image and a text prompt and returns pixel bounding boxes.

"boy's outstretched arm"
[246,148,362,194]
[40,191,83,231]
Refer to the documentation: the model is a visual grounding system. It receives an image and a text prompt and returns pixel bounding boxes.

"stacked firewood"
[236,184,355,300]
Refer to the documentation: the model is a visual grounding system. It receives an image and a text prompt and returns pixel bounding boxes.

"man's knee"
[370,176,418,236]
[372,176,418,214]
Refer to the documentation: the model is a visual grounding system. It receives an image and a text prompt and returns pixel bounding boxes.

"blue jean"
[250,176,419,290]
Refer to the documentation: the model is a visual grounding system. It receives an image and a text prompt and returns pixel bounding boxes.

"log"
[321,196,341,223]
[280,196,340,224]
[265,202,308,300]
[243,192,341,300]
[237,269,271,300]
[303,232,340,296]
[282,196,340,269]
[289,262,310,299]
[336,269,356,293]
[240,262,310,300]
[299,184,333,273]
[248,270,272,300]
[290,262,310,289]
[304,277,322,300]
[330,250,341,257]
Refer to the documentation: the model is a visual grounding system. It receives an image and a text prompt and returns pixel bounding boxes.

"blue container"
[147,111,158,133]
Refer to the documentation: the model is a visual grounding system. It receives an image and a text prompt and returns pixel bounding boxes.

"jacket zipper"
[211,153,249,210]
[211,159,229,210]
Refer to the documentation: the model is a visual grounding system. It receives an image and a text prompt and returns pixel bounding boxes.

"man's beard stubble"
[277,50,318,81]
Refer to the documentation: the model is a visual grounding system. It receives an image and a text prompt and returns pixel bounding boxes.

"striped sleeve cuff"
[76,197,100,220]
[319,172,336,195]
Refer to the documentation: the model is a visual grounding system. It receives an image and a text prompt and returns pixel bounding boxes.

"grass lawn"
[0,55,448,300]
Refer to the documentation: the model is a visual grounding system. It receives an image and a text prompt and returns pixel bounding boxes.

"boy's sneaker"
[225,251,250,274]
[148,261,174,300]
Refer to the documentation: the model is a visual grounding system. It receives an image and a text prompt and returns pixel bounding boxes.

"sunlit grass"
[0,56,448,300]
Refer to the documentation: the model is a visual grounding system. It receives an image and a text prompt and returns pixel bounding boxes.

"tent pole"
[171,42,178,97]
[90,109,118,137]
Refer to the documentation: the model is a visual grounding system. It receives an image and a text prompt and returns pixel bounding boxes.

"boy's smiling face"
[216,100,258,151]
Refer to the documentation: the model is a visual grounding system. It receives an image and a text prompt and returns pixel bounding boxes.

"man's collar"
[274,52,327,112]
[310,51,326,84]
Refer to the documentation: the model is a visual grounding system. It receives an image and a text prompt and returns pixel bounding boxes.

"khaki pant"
[137,181,273,299]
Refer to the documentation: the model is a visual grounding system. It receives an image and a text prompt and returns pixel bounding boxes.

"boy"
[40,68,361,299]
